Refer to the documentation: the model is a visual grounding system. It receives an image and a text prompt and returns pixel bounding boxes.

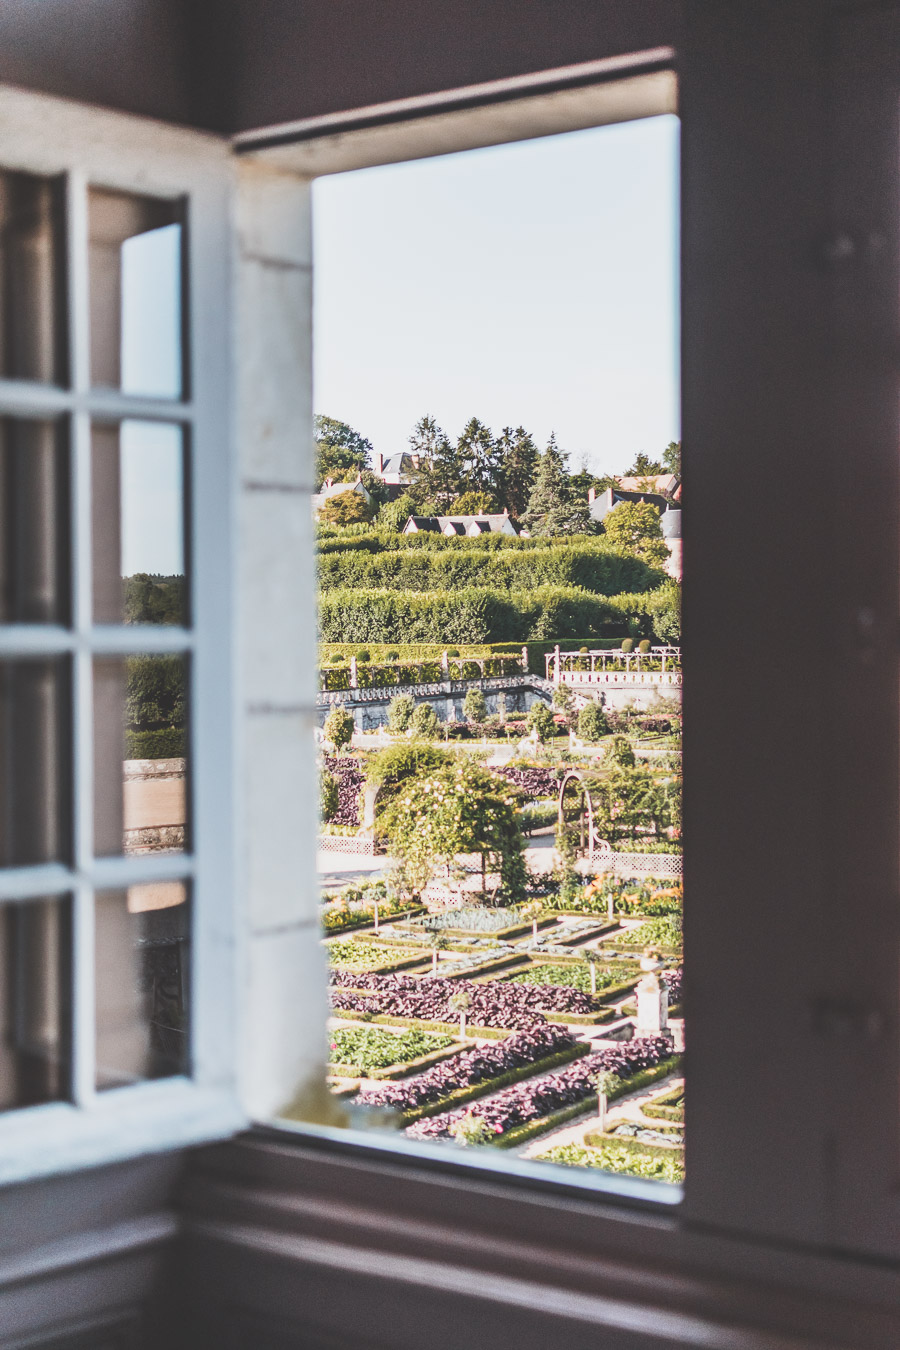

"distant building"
[373,451,418,486]
[660,507,682,580]
[617,472,680,497]
[403,511,521,537]
[311,475,372,514]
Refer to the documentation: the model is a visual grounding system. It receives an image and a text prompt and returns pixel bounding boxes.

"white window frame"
[0,86,245,1183]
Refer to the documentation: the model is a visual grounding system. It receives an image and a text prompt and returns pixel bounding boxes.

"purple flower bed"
[662,967,683,1004]
[406,1036,674,1140]
[356,1025,576,1114]
[492,766,560,798]
[329,970,596,1030]
[323,754,364,826]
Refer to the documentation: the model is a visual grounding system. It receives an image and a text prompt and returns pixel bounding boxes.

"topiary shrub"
[463,688,488,723]
[410,702,439,739]
[323,706,355,752]
[577,701,608,743]
[386,650,400,661]
[388,693,415,733]
[620,638,634,653]
[527,701,556,743]
[637,639,651,654]
[357,648,371,662]
[320,768,339,821]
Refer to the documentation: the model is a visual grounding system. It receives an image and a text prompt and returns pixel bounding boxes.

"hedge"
[318,585,637,644]
[317,542,663,596]
[319,638,623,675]
[125,727,185,759]
[317,530,605,556]
[402,1040,589,1123]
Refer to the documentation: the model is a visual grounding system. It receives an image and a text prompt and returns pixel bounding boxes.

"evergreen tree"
[521,435,593,536]
[456,417,500,497]
[495,425,539,517]
[409,415,458,505]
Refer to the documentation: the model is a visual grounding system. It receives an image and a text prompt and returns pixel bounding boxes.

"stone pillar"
[635,955,669,1037]
[441,649,449,675]
[349,656,358,689]
[553,644,561,686]
[521,645,528,672]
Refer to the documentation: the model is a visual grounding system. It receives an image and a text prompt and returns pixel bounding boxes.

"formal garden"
[314,688,684,1183]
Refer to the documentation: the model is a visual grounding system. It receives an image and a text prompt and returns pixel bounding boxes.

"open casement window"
[0,87,241,1181]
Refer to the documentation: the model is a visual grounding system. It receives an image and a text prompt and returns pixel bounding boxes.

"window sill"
[0,1080,247,1187]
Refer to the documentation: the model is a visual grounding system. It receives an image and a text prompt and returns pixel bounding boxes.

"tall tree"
[408,414,459,505]
[495,425,538,517]
[624,450,663,477]
[661,440,681,476]
[456,417,500,497]
[521,435,593,536]
[314,415,373,488]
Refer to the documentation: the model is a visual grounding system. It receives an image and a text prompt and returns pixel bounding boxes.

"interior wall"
[0,0,679,134]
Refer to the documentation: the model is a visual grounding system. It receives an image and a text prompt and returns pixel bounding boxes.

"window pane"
[0,895,71,1111]
[0,169,65,383]
[95,881,189,1089]
[93,654,187,857]
[0,657,70,866]
[91,420,186,625]
[0,416,68,624]
[88,188,182,398]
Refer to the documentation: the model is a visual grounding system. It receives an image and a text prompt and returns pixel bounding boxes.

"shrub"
[605,734,636,768]
[367,742,453,803]
[527,702,555,742]
[536,1142,684,1183]
[357,648,371,661]
[124,727,185,759]
[323,706,355,752]
[410,702,439,738]
[638,639,651,654]
[320,768,339,821]
[387,693,415,733]
[620,638,634,653]
[463,688,488,723]
[577,701,608,742]
[319,490,374,526]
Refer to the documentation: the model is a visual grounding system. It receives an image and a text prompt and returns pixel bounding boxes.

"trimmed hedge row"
[318,585,638,644]
[317,531,605,556]
[319,638,623,674]
[318,543,663,596]
[320,654,524,691]
[124,728,185,759]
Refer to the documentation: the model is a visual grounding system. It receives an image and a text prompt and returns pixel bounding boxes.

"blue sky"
[313,113,679,478]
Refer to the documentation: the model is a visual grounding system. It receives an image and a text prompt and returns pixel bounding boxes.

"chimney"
[503,507,508,515]
[588,487,596,503]
[374,453,383,474]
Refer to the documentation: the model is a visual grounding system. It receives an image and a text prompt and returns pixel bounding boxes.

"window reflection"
[0,417,67,624]
[91,420,186,625]
[0,895,71,1111]
[88,188,182,398]
[0,170,65,384]
[93,654,187,857]
[0,657,70,866]
[95,881,189,1090]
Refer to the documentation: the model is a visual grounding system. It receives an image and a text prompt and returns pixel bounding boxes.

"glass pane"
[0,169,65,383]
[88,188,182,398]
[0,657,70,866]
[91,420,186,625]
[93,654,187,857]
[95,881,189,1090]
[0,895,71,1111]
[0,417,68,623]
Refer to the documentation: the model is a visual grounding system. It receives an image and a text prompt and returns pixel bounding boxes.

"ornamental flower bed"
[535,1141,684,1183]
[356,1025,576,1114]
[408,906,525,934]
[607,916,683,951]
[321,894,421,935]
[507,963,632,994]
[661,966,683,1003]
[492,766,560,798]
[322,754,364,826]
[329,970,597,1030]
[329,1027,453,1075]
[326,938,422,970]
[406,1036,673,1140]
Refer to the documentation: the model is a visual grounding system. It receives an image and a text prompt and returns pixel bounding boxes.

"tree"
[387,763,527,902]
[624,451,663,477]
[315,415,372,487]
[449,490,498,515]
[378,491,420,532]
[578,701,608,742]
[527,701,555,742]
[552,685,573,717]
[318,490,374,526]
[522,435,593,536]
[456,417,500,498]
[463,688,488,723]
[448,987,472,1038]
[601,500,669,568]
[661,441,681,476]
[409,415,459,504]
[494,426,539,517]
[595,1069,617,1132]
[320,768,339,821]
[323,706,354,753]
[410,702,439,738]
[427,926,451,975]
[569,462,619,501]
[583,947,602,996]
[387,694,415,733]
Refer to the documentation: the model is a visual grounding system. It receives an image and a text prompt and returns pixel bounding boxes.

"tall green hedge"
[317,541,662,596]
[318,585,635,644]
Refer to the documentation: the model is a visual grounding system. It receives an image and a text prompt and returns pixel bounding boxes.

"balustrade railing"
[546,645,681,684]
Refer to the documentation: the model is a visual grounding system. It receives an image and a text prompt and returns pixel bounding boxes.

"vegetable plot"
[329,970,598,1030]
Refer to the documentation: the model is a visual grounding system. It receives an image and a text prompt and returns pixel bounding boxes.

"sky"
[313,113,679,479]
